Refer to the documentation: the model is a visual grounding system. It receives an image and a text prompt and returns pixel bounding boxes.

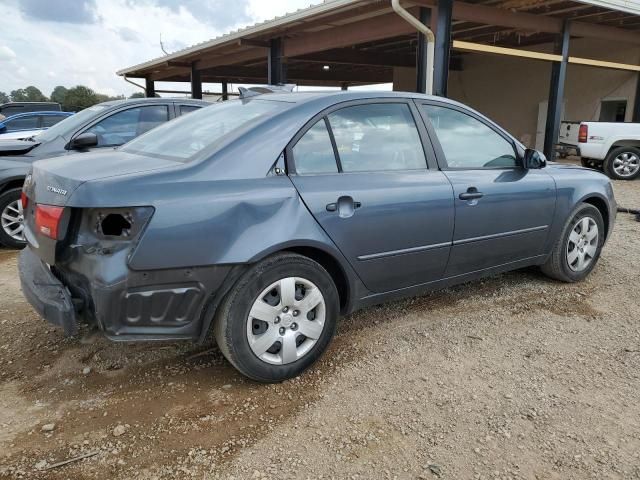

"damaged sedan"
[19,91,616,382]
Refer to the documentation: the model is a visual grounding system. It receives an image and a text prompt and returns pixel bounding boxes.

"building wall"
[392,37,640,148]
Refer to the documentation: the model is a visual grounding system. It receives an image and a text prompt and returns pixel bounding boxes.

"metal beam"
[145,78,155,98]
[416,7,431,94]
[200,65,392,84]
[269,38,286,85]
[222,81,229,101]
[434,0,452,97]
[634,74,640,123]
[296,49,415,68]
[190,63,202,99]
[544,21,571,162]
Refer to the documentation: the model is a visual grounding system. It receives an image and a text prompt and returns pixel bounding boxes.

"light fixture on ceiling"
[323,65,330,71]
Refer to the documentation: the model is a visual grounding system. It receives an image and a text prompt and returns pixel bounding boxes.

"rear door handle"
[326,196,361,217]
[459,187,484,201]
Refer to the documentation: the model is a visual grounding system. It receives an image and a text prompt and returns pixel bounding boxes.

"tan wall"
[391,37,640,148]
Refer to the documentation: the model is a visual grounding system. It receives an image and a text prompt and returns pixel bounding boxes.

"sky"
[0,0,326,98]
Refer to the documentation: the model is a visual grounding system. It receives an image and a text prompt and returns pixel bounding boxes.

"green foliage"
[50,86,68,105]
[129,92,146,99]
[0,91,9,104]
[10,86,48,102]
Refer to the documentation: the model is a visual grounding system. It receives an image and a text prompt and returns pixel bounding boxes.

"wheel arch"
[580,195,610,240]
[0,176,26,195]
[609,140,640,153]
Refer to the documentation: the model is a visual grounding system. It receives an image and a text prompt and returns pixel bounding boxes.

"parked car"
[578,121,640,180]
[0,102,61,117]
[19,91,616,382]
[0,111,74,141]
[0,97,209,248]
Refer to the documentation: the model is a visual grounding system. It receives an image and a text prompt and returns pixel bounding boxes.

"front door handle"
[459,187,484,201]
[326,196,361,218]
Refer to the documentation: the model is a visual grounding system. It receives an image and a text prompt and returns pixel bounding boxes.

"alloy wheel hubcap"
[566,216,598,272]
[613,152,640,177]
[247,277,326,365]
[1,199,25,242]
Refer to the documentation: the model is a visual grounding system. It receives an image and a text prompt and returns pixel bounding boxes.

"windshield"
[122,99,285,161]
[35,105,107,142]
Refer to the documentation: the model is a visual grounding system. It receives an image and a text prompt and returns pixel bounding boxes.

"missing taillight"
[20,192,28,210]
[100,213,132,237]
[35,204,64,239]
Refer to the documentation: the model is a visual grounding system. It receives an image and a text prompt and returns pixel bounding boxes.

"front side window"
[84,105,169,147]
[327,103,426,173]
[424,105,517,168]
[292,120,338,175]
[6,116,39,131]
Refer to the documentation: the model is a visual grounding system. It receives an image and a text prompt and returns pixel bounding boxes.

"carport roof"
[117,0,640,86]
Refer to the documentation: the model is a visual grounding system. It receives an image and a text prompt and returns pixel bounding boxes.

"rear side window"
[327,103,427,172]
[179,105,200,116]
[42,115,67,128]
[424,105,517,168]
[85,105,169,147]
[292,120,338,175]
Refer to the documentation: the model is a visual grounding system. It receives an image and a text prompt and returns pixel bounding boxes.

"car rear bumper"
[19,247,78,336]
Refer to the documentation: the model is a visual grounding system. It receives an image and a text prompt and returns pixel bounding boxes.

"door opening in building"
[599,100,627,122]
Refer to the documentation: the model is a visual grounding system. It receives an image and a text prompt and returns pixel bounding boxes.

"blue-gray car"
[18,91,616,382]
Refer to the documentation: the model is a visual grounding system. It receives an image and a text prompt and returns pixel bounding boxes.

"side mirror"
[69,132,98,150]
[523,148,547,169]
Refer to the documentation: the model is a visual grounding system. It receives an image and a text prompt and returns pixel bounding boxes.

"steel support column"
[191,64,202,99]
[269,38,286,85]
[416,7,431,94]
[145,78,155,98]
[544,21,571,161]
[434,0,452,97]
[221,81,229,101]
[633,74,640,122]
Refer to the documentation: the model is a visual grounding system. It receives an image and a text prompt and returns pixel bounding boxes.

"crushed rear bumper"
[19,247,78,336]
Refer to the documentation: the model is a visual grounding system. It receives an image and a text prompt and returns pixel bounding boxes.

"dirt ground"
[1,174,639,480]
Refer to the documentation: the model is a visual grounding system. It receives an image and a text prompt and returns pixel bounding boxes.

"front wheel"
[603,146,640,180]
[541,203,604,283]
[213,253,339,382]
[0,188,27,249]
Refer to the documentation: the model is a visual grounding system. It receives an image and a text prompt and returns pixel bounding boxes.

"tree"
[129,92,146,99]
[50,86,68,106]
[10,86,48,102]
[62,85,100,111]
[0,91,8,104]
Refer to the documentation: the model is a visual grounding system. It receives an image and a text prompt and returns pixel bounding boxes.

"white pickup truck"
[578,122,640,180]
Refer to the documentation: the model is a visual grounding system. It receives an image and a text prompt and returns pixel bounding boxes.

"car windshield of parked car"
[122,99,284,162]
[35,105,106,142]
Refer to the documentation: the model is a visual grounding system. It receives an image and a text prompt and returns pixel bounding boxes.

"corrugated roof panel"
[577,0,640,15]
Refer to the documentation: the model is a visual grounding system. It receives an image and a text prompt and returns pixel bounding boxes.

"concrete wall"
[392,37,640,148]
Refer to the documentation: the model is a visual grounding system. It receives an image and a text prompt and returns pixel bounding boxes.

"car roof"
[252,90,466,108]
[99,97,210,107]
[3,111,74,120]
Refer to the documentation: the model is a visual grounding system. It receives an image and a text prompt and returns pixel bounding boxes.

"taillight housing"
[35,204,65,239]
[578,124,588,143]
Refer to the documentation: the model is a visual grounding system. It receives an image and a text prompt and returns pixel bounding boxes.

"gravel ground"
[0,175,638,480]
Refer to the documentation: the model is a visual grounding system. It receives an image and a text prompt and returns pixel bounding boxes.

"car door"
[78,104,171,149]
[417,102,556,277]
[287,100,455,294]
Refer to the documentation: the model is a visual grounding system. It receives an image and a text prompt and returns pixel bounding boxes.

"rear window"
[122,100,284,162]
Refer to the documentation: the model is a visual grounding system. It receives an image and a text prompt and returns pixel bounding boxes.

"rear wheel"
[541,203,604,283]
[214,253,339,382]
[0,188,26,249]
[603,146,640,180]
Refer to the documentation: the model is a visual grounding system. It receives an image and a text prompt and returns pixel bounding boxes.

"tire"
[541,203,605,283]
[580,158,592,168]
[213,252,339,382]
[0,188,26,249]
[603,146,640,180]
